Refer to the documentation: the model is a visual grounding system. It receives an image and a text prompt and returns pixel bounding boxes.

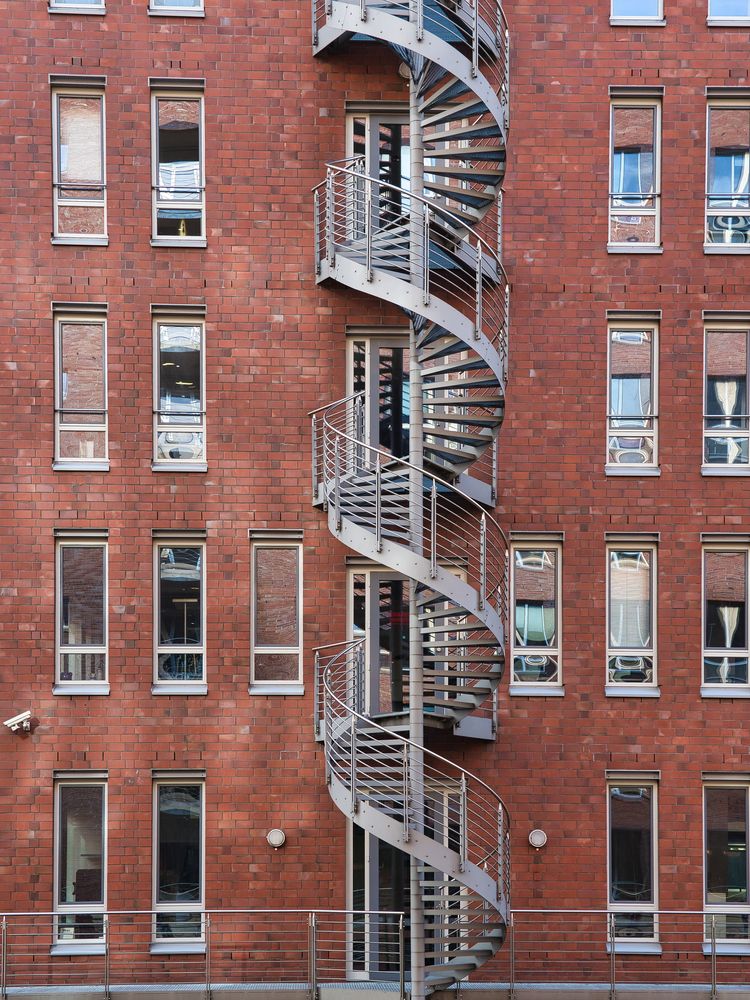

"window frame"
[53,777,108,950]
[152,315,207,470]
[707,0,750,25]
[250,538,304,694]
[48,0,105,15]
[153,539,207,693]
[152,777,205,945]
[610,0,664,25]
[149,0,205,15]
[702,324,750,470]
[55,537,109,694]
[509,540,563,694]
[703,782,750,944]
[51,86,107,244]
[701,544,750,692]
[54,310,109,471]
[606,321,659,473]
[606,779,659,943]
[705,102,750,250]
[605,541,658,694]
[608,98,662,251]
[150,88,206,247]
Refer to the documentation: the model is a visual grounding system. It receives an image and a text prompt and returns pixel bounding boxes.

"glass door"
[351,571,410,718]
[350,336,411,459]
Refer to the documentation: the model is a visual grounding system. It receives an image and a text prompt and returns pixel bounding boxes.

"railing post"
[334,438,341,532]
[504,28,510,127]
[350,717,358,814]
[311,413,318,497]
[314,651,321,736]
[479,514,487,610]
[313,190,321,274]
[430,479,437,578]
[360,0,367,20]
[375,454,382,553]
[609,913,616,1000]
[326,170,335,266]
[503,282,510,384]
[491,685,498,735]
[422,204,430,305]
[710,914,717,1000]
[475,245,483,341]
[459,773,468,872]
[398,913,406,1000]
[103,914,110,1000]
[308,913,318,1000]
[325,0,332,15]
[416,0,424,39]
[471,0,479,76]
[508,911,515,1000]
[205,913,212,1000]
[365,184,373,282]
[402,743,410,842]
[1,915,7,1000]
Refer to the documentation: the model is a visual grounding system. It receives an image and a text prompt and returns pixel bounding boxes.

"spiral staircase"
[310,0,511,991]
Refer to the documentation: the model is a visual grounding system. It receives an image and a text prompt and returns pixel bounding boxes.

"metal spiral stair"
[310,0,511,990]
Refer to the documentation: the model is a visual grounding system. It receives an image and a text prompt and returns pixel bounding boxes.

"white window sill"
[148,6,205,14]
[48,5,105,13]
[151,238,207,249]
[701,684,750,698]
[704,243,750,254]
[149,940,206,956]
[54,682,110,696]
[509,684,565,697]
[609,16,666,25]
[249,683,305,696]
[702,465,750,476]
[607,244,663,254]
[605,465,660,476]
[606,941,662,955]
[151,462,208,473]
[702,941,750,956]
[152,683,208,696]
[707,16,750,25]
[605,684,660,698]
[52,236,109,246]
[50,942,105,956]
[53,460,110,473]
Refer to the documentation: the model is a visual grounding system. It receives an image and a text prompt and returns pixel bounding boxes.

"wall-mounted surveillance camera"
[4,711,31,733]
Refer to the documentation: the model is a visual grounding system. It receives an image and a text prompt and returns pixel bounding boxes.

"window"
[510,543,562,689]
[150,0,203,12]
[49,0,105,13]
[607,322,658,470]
[348,335,410,457]
[153,316,205,468]
[609,97,661,249]
[706,104,750,247]
[704,326,750,467]
[608,780,658,941]
[703,547,750,688]
[153,777,204,942]
[151,85,205,245]
[250,536,303,692]
[54,308,108,469]
[54,777,106,948]
[606,543,657,690]
[709,0,750,21]
[56,537,108,693]
[155,541,205,691]
[704,784,749,941]
[611,0,662,22]
[51,82,106,243]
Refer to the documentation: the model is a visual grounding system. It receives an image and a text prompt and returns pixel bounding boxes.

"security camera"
[4,711,31,733]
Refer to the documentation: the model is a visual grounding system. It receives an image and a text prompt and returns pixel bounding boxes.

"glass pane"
[157,99,201,198]
[706,331,748,427]
[60,546,105,647]
[612,0,659,14]
[704,550,747,650]
[611,107,655,199]
[158,652,203,681]
[56,914,104,941]
[710,0,750,13]
[704,655,749,684]
[608,434,655,465]
[376,578,409,715]
[513,654,559,683]
[156,210,203,237]
[609,785,653,904]
[378,346,410,458]
[157,785,202,903]
[253,653,300,681]
[152,0,202,6]
[609,214,656,245]
[709,109,750,199]
[59,652,106,683]
[609,550,652,650]
[614,913,655,938]
[58,97,103,186]
[60,322,105,414]
[704,436,749,465]
[158,546,202,645]
[706,787,748,905]
[58,785,104,905]
[155,913,203,938]
[514,549,557,648]
[57,205,105,236]
[609,329,652,423]
[706,912,750,940]
[608,655,654,684]
[156,431,204,462]
[158,324,202,420]
[254,547,299,646]
[58,430,106,461]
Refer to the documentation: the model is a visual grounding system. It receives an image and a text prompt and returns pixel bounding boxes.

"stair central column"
[408,69,426,1000]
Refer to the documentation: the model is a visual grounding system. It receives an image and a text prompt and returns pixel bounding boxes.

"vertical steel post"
[479,514,487,610]
[1,916,7,1000]
[313,191,321,273]
[609,913,616,1000]
[402,743,410,843]
[503,283,510,384]
[103,914,110,1000]
[430,479,437,578]
[360,0,367,20]
[308,913,318,1000]
[475,244,483,341]
[314,651,321,737]
[459,773,468,872]
[205,913,212,1000]
[398,913,406,1000]
[508,911,515,1000]
[311,414,318,497]
[471,0,479,76]
[710,914,717,1000]
[375,454,382,552]
[416,0,424,39]
[350,716,358,814]
[326,170,335,266]
[334,438,341,531]
[422,205,430,305]
[365,185,373,281]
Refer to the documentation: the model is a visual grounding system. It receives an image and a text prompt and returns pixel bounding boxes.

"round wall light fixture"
[266,829,286,850]
[528,828,548,850]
